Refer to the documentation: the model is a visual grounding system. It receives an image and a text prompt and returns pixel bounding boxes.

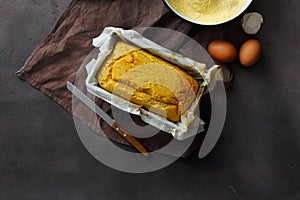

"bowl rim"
[163,0,253,26]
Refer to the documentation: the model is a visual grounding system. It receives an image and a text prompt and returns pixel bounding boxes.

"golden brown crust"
[98,41,199,122]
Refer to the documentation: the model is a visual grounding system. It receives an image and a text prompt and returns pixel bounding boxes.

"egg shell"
[239,39,262,67]
[208,40,237,63]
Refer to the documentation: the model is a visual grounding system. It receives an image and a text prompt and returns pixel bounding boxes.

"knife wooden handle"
[112,123,148,157]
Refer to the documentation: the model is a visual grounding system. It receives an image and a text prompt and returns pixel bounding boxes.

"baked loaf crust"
[98,41,199,122]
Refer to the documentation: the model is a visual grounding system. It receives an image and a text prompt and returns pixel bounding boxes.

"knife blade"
[67,81,148,156]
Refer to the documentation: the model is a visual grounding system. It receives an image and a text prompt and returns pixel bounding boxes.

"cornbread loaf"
[98,41,199,122]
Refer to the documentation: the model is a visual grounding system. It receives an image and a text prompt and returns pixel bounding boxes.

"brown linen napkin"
[16,0,233,157]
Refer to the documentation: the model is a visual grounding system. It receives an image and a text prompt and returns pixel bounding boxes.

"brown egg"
[208,40,237,63]
[239,39,262,67]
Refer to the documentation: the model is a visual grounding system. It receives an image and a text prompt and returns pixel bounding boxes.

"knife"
[67,81,148,157]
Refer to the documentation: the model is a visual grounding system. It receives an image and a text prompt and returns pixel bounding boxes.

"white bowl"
[164,0,253,26]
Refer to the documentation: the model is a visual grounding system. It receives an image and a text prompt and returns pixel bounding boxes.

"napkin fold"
[16,0,233,157]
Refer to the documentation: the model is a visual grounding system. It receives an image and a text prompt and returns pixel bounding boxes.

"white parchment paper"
[85,27,222,140]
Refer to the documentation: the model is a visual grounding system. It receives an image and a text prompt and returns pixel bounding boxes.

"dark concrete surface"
[1,0,300,199]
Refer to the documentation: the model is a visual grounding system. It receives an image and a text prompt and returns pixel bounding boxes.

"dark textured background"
[1,0,299,199]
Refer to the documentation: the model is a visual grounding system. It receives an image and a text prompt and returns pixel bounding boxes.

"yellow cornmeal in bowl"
[168,0,246,24]
[98,41,199,122]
